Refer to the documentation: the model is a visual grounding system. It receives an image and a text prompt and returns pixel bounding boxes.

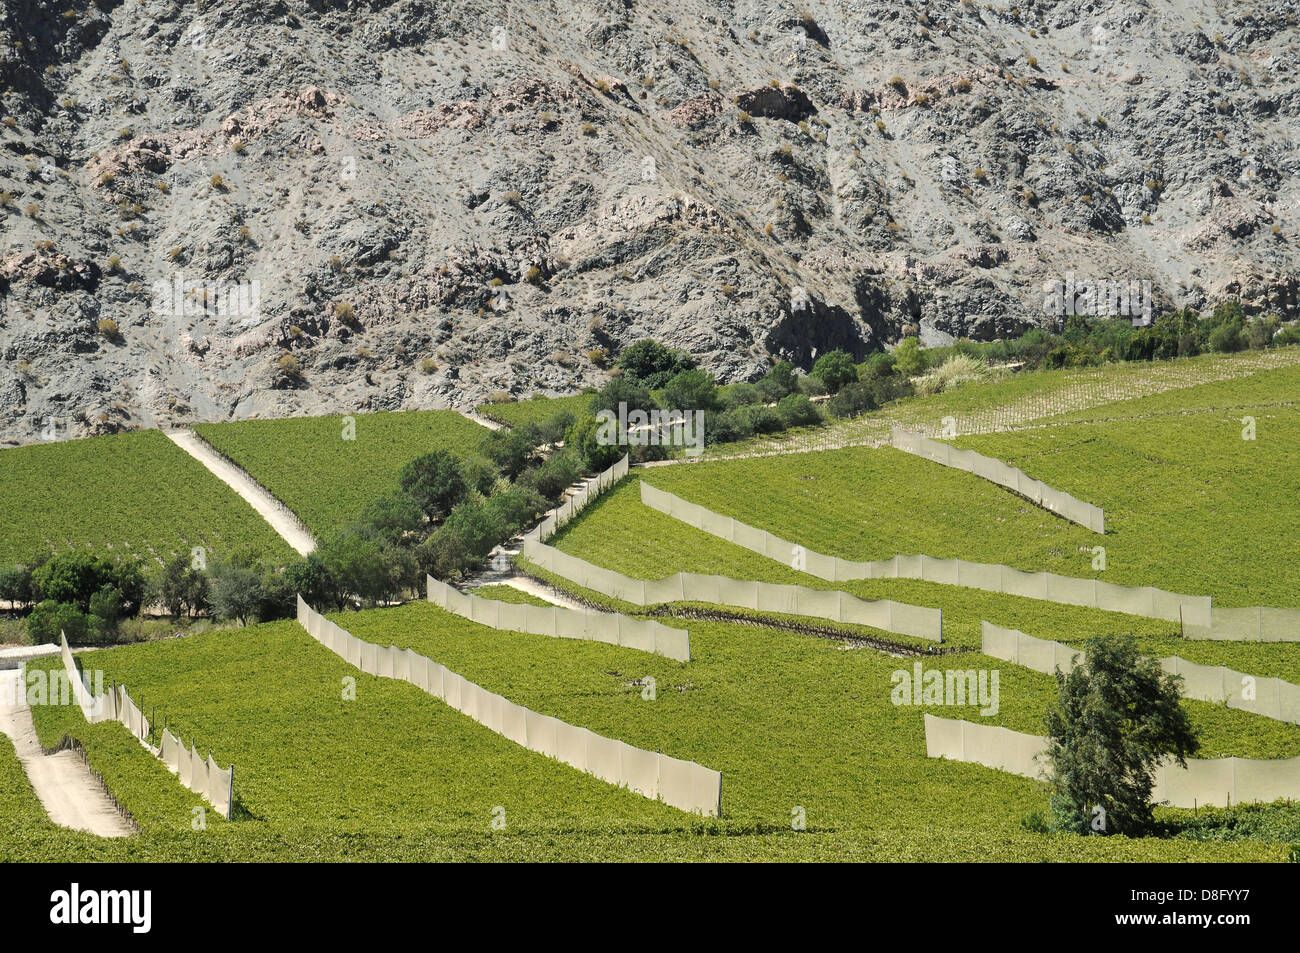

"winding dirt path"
[167,429,316,556]
[0,669,134,837]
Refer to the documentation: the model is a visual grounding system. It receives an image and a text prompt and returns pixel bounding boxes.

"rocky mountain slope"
[0,0,1296,444]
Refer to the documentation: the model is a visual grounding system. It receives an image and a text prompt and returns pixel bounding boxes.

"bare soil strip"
[0,669,134,837]
[167,429,316,556]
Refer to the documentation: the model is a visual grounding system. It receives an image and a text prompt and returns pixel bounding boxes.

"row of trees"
[0,549,307,645]
[909,303,1299,374]
[558,339,916,468]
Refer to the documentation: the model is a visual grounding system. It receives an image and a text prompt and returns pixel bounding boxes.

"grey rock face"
[0,0,1297,445]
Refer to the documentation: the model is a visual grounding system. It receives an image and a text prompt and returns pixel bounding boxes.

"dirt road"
[0,669,133,837]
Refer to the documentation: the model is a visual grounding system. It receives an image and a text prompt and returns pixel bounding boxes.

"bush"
[88,585,121,642]
[1208,316,1246,353]
[826,381,878,419]
[810,350,858,394]
[719,382,761,410]
[317,530,411,607]
[1045,343,1099,370]
[150,555,209,619]
[614,339,696,389]
[28,600,90,645]
[1247,316,1279,349]
[588,376,652,418]
[527,451,581,502]
[1015,327,1066,367]
[357,492,425,543]
[0,563,35,609]
[796,374,828,398]
[481,425,540,481]
[658,368,718,411]
[705,410,750,445]
[566,414,624,471]
[437,501,506,565]
[537,410,577,447]
[398,450,468,520]
[483,485,547,537]
[734,404,784,435]
[87,584,122,626]
[893,337,926,376]
[859,351,897,379]
[776,393,821,427]
[283,554,336,612]
[208,560,265,624]
[757,361,797,401]
[866,374,914,406]
[914,354,992,395]
[418,528,473,581]
[32,552,144,615]
[461,457,498,497]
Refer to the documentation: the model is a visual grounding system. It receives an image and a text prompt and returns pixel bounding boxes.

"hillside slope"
[1,0,1297,445]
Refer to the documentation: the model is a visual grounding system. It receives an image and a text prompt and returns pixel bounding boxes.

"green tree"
[284,554,337,611]
[481,425,540,481]
[892,337,926,376]
[439,501,505,561]
[31,552,144,616]
[1208,315,1246,353]
[151,555,209,618]
[757,361,797,401]
[588,376,652,417]
[1044,634,1199,836]
[316,531,395,607]
[87,585,121,643]
[208,560,265,625]
[0,563,35,609]
[522,450,581,502]
[859,351,897,380]
[418,528,472,581]
[776,393,821,427]
[615,339,696,388]
[719,382,760,410]
[810,349,858,394]
[358,492,425,543]
[398,450,468,521]
[658,368,719,411]
[28,600,90,645]
[826,381,878,418]
[32,552,103,610]
[565,414,623,471]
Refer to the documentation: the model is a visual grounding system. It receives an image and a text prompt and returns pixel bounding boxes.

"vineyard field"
[475,393,594,429]
[636,375,1300,607]
[194,410,491,535]
[0,430,295,566]
[12,603,1288,861]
